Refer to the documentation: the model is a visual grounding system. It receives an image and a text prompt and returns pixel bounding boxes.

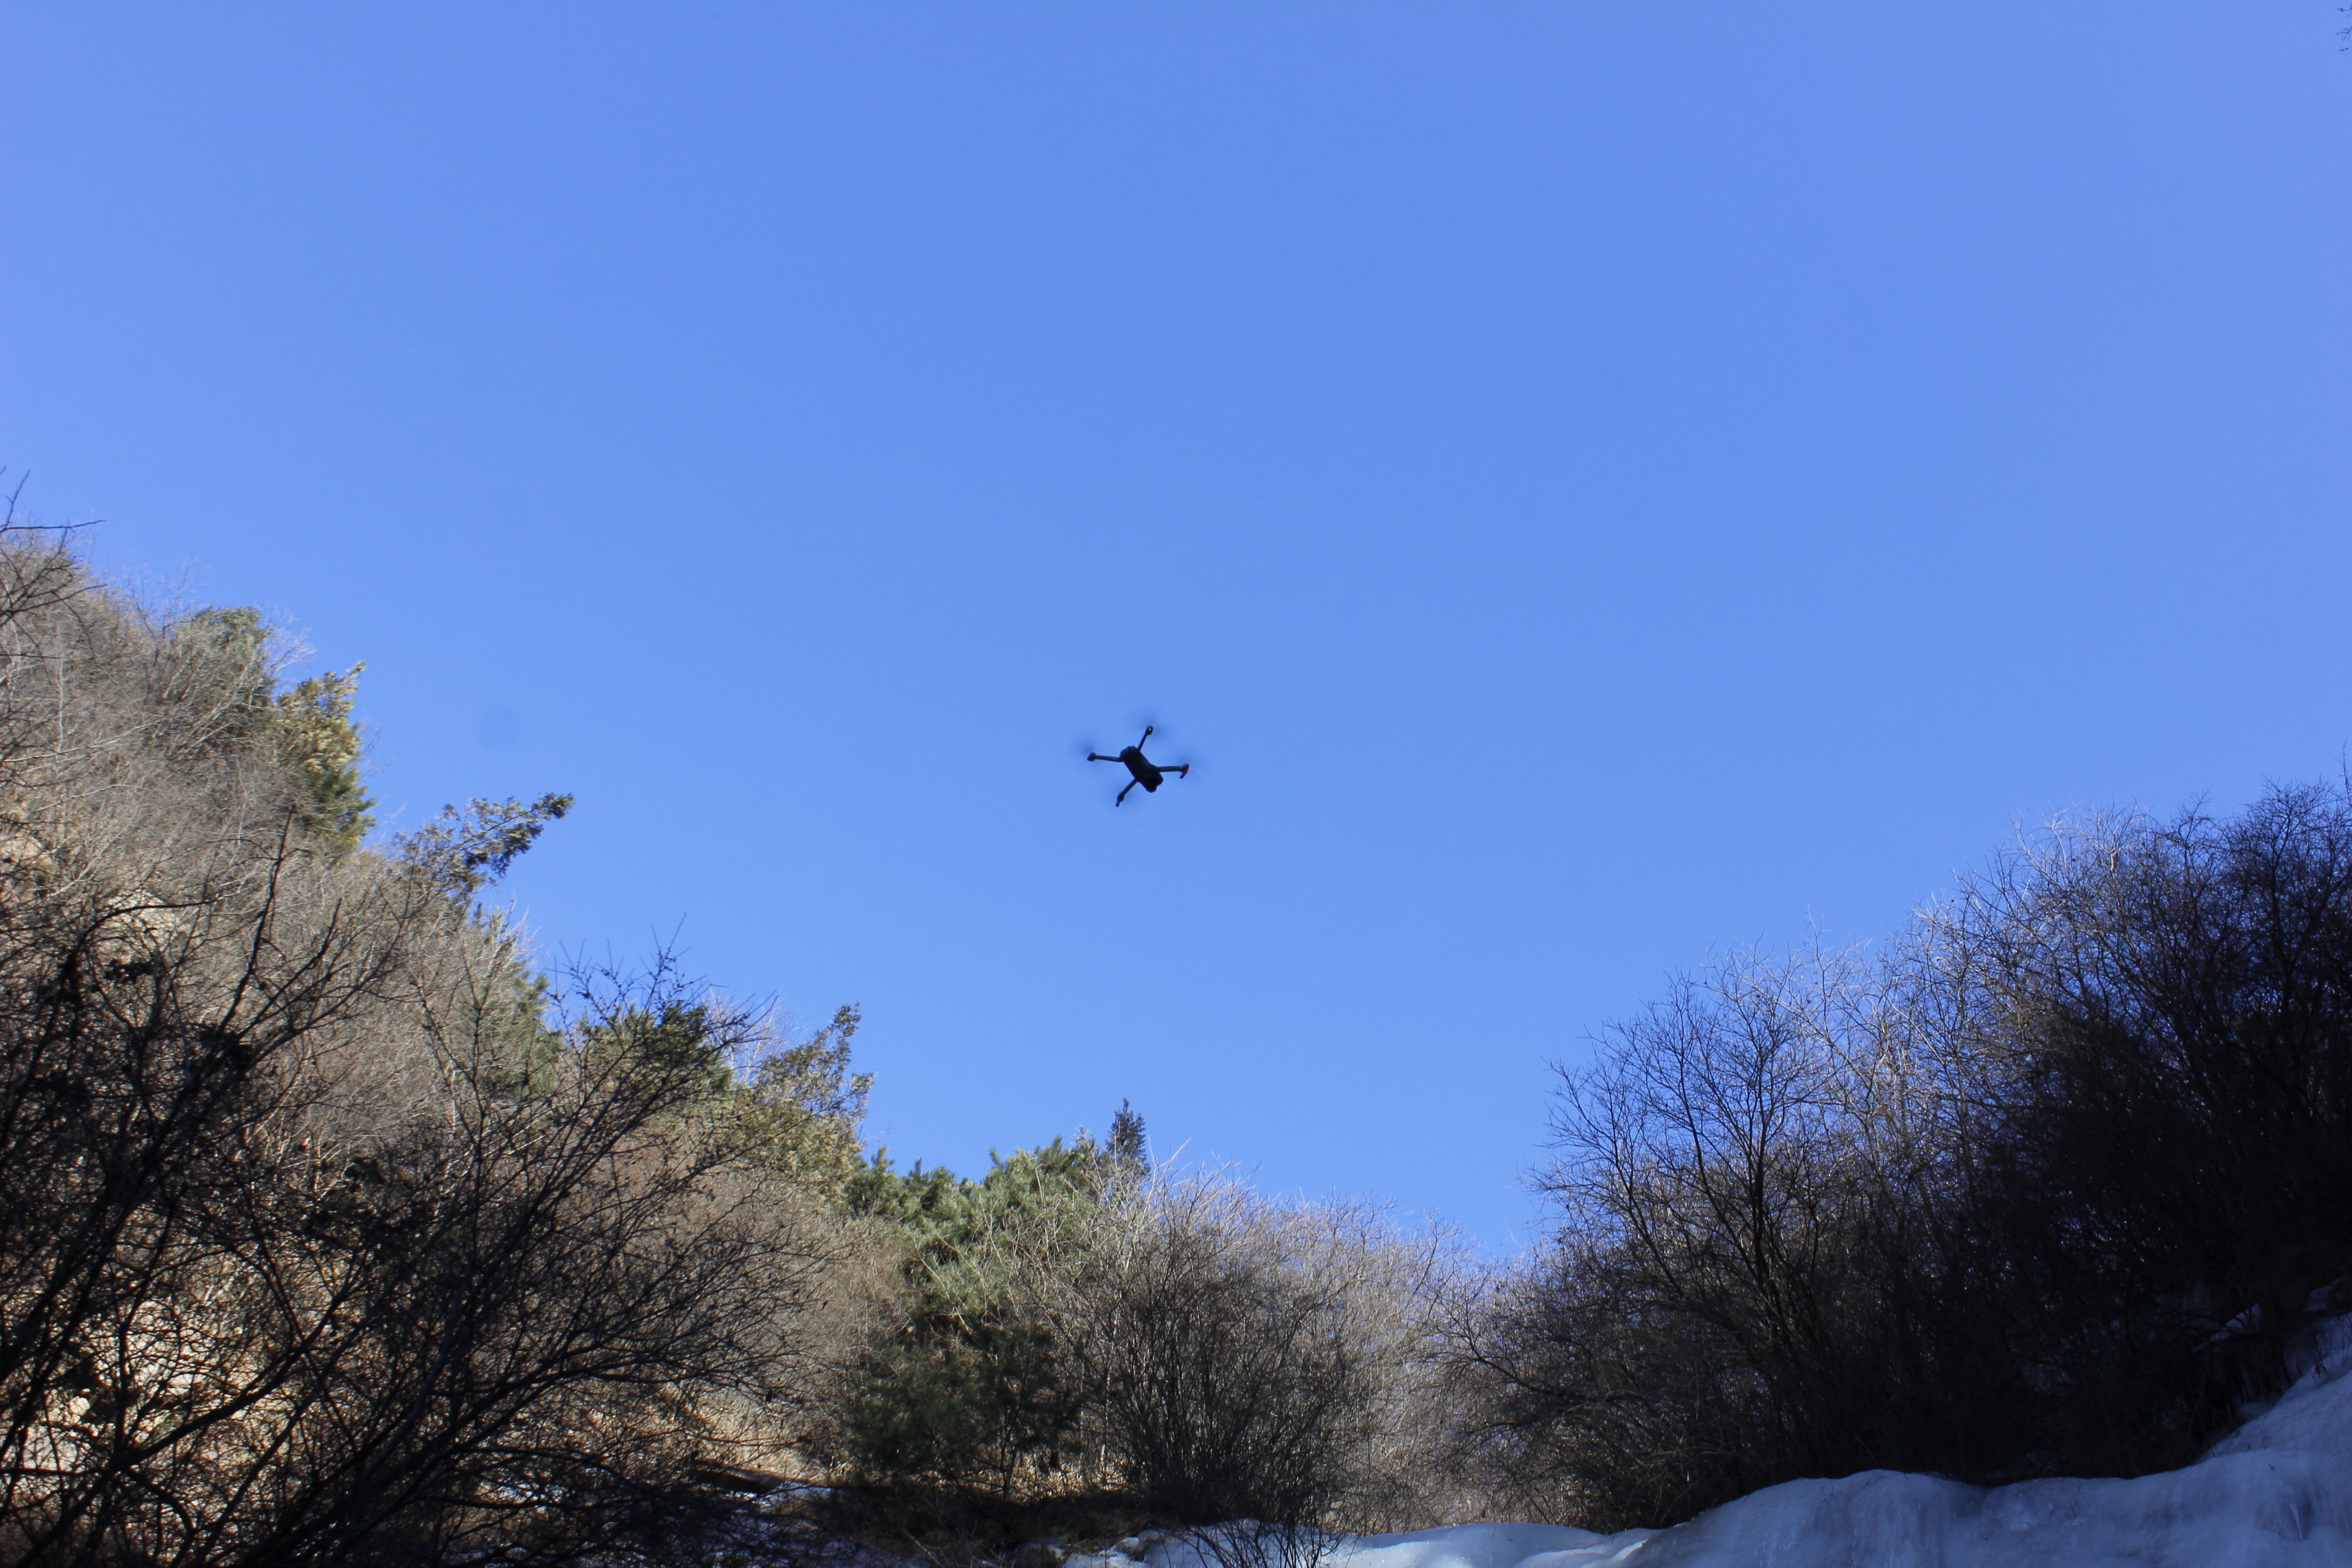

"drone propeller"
[1156,729,1206,776]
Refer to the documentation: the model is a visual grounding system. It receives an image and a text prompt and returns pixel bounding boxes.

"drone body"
[1088,725,1191,806]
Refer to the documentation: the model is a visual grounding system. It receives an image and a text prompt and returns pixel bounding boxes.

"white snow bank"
[1103,1317,2352,1568]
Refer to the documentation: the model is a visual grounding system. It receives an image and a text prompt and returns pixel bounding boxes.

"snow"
[1081,1316,2352,1568]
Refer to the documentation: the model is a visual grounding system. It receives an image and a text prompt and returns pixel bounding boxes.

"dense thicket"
[0,541,868,1566]
[1451,786,2352,1529]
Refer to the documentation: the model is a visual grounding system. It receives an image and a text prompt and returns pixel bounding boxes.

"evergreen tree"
[157,606,377,853]
[841,1139,1112,1498]
[1109,1098,1147,1176]
[722,1004,872,1193]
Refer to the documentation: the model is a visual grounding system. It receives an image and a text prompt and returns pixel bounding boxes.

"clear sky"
[3,4,2347,1249]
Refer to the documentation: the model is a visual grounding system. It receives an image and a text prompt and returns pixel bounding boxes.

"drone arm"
[1116,779,1138,805]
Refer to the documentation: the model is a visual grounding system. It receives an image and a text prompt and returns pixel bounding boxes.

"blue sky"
[3,4,2347,1248]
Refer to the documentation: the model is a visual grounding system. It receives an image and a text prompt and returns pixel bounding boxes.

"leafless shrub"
[1025,1173,1454,1565]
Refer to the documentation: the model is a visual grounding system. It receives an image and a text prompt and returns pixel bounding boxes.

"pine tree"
[1109,1098,1147,1176]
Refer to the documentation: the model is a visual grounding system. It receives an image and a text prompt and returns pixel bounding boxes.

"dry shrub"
[1024,1172,1456,1561]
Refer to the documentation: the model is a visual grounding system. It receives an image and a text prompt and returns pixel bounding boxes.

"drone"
[1088,725,1191,806]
